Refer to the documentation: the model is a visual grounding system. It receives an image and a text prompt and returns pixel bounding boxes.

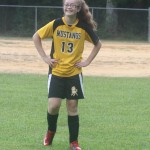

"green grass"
[0,73,150,150]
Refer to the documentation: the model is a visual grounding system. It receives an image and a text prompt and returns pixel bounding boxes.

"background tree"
[105,0,118,34]
[0,0,150,8]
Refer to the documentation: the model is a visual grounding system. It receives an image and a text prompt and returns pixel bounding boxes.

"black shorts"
[48,74,84,99]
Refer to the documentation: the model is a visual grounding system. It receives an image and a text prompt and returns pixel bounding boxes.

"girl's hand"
[42,56,59,68]
[75,41,101,68]
[75,60,90,68]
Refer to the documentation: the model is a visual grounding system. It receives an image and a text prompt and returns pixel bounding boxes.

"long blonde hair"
[63,0,97,30]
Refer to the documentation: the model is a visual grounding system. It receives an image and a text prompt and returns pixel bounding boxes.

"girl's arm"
[32,32,58,68]
[75,40,102,68]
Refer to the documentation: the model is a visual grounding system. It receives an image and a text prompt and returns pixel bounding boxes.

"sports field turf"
[0,73,150,150]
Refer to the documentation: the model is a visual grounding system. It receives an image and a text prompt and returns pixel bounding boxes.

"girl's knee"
[48,98,62,114]
[66,100,78,115]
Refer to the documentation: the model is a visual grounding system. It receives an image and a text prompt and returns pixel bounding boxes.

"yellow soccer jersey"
[37,17,99,77]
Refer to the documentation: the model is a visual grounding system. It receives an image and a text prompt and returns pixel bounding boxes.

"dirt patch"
[0,37,150,77]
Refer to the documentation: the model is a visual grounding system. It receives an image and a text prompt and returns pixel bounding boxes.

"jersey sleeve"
[37,20,55,39]
[85,26,99,45]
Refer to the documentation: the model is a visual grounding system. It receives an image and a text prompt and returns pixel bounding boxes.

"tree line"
[0,0,150,8]
[0,0,149,40]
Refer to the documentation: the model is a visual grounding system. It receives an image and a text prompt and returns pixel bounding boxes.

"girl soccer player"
[33,0,101,149]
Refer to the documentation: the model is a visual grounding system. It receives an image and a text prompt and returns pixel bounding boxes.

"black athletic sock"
[47,112,59,132]
[68,115,79,143]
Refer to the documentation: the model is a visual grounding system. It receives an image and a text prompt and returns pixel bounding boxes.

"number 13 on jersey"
[61,42,74,53]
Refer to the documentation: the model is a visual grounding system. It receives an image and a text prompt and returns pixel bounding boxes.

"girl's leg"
[47,98,62,131]
[44,98,62,146]
[66,99,79,143]
[48,97,62,115]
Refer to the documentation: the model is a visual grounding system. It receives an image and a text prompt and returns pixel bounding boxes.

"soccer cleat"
[43,130,55,146]
[70,141,81,150]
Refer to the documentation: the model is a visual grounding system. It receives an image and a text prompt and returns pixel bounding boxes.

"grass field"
[0,73,150,150]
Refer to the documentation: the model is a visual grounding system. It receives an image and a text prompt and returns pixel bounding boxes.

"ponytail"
[77,0,97,30]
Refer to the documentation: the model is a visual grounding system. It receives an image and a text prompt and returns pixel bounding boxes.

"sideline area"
[0,37,150,77]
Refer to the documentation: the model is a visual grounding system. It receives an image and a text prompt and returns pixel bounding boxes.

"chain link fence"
[0,5,149,42]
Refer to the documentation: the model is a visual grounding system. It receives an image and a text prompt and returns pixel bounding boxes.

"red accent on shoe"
[70,141,81,150]
[43,130,55,146]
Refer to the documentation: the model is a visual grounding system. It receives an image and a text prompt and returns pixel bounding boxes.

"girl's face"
[63,0,81,17]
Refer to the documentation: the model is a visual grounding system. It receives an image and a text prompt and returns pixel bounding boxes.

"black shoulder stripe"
[76,21,99,45]
[53,18,64,33]
[50,18,64,64]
